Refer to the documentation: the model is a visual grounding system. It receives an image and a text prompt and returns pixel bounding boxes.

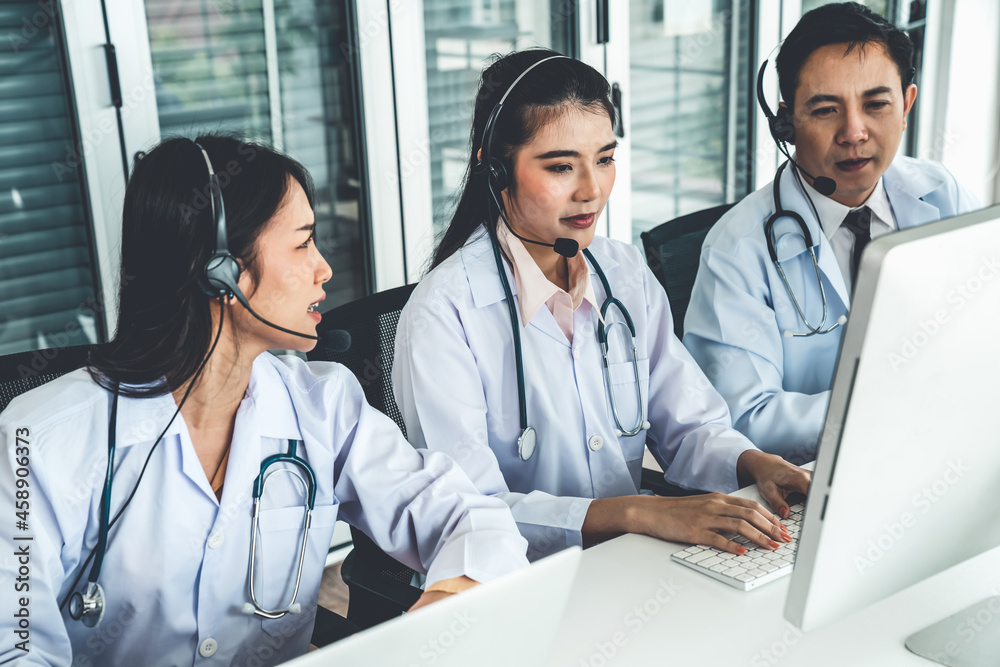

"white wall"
[927,0,1000,206]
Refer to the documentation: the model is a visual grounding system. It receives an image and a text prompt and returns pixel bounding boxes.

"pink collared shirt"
[495,222,603,343]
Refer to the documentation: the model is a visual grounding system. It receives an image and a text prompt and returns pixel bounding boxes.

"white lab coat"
[683,156,979,463]
[392,228,756,561]
[0,353,527,666]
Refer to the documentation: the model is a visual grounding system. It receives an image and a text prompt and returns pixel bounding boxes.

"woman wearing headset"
[392,50,811,561]
[0,135,527,666]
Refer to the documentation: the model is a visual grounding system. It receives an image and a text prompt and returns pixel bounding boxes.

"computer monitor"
[785,204,1000,664]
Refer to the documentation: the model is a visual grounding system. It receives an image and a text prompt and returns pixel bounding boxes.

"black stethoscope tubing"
[64,298,228,625]
[765,161,846,337]
[488,226,649,461]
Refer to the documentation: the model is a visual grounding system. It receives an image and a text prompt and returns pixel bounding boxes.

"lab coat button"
[588,435,603,451]
[208,532,224,549]
[199,638,218,657]
[573,347,581,360]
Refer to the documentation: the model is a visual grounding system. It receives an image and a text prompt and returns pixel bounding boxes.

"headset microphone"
[784,155,837,197]
[498,216,579,258]
[193,140,351,352]
[755,60,838,197]
[479,54,580,259]
[226,285,353,353]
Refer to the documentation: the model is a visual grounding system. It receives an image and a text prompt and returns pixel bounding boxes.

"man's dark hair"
[775,1,914,106]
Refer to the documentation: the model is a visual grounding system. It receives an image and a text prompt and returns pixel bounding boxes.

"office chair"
[0,345,358,647]
[307,283,423,630]
[640,203,735,338]
[0,345,93,413]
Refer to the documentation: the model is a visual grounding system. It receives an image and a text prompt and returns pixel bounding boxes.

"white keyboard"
[670,503,804,591]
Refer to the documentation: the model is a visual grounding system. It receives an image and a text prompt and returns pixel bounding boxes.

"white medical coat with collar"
[0,352,527,667]
[392,228,756,561]
[683,156,979,463]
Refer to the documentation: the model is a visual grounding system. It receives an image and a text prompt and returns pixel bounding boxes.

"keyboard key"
[686,551,715,564]
[760,563,778,573]
[735,573,755,582]
[723,566,746,577]
[709,563,729,573]
[701,556,723,568]
[748,568,766,577]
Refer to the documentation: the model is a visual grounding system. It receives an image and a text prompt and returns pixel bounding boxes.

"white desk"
[549,485,1000,666]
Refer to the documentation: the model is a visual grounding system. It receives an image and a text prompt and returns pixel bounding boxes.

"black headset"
[756,60,796,145]
[755,60,837,197]
[193,142,243,300]
[476,54,580,259]
[191,140,323,341]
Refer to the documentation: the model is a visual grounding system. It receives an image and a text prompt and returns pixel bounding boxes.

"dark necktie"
[842,206,872,288]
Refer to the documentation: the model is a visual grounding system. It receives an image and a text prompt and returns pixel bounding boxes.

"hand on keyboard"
[736,450,812,520]
[672,503,805,590]
[636,492,794,555]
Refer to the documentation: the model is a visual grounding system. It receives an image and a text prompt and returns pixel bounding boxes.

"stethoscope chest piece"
[68,581,106,628]
[518,427,537,461]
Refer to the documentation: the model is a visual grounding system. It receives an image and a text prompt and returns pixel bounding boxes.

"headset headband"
[193,141,229,256]
[479,54,570,172]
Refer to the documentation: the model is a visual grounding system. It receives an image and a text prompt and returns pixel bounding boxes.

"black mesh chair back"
[0,346,93,413]
[639,203,735,338]
[308,283,417,436]
[307,283,422,629]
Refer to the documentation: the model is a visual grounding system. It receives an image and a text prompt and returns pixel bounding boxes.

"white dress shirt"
[801,176,897,296]
[0,353,528,666]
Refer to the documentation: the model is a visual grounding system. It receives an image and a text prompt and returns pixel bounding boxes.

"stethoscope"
[243,438,317,619]
[65,384,318,626]
[765,161,847,338]
[488,230,651,462]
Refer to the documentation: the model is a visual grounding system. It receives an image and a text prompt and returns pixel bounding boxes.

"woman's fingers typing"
[640,493,793,554]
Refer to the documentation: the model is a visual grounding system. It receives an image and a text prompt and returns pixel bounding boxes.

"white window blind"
[0,1,101,356]
[144,0,370,305]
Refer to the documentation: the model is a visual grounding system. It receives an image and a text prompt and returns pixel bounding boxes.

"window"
[143,0,371,306]
[0,1,102,355]
[421,0,577,237]
[628,0,752,242]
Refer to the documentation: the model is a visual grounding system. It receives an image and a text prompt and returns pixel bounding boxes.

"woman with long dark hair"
[0,134,527,665]
[393,50,811,561]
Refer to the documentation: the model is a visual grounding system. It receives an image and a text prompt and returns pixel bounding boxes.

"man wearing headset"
[683,2,979,464]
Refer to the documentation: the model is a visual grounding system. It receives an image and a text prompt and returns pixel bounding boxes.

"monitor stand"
[904,596,1000,667]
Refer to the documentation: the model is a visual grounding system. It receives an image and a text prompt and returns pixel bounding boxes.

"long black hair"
[430,49,615,270]
[88,133,314,397]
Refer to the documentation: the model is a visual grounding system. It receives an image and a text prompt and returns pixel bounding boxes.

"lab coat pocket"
[256,503,339,638]
[604,358,651,459]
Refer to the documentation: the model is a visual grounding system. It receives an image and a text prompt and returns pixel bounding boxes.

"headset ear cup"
[488,158,510,192]
[201,252,241,298]
[773,106,795,143]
